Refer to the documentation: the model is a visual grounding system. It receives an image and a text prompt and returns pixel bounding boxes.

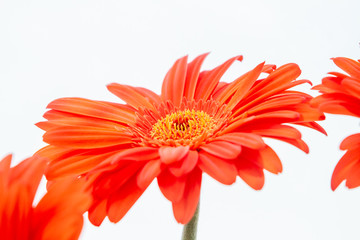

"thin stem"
[181,202,200,240]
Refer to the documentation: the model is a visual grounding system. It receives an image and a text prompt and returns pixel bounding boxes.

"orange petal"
[272,137,309,153]
[107,177,146,223]
[9,156,47,200]
[342,78,360,99]
[36,115,126,131]
[157,170,186,203]
[136,160,162,189]
[233,70,307,117]
[262,64,277,74]
[259,63,301,91]
[200,141,241,159]
[340,133,360,150]
[43,126,132,149]
[92,161,144,197]
[159,146,189,165]
[107,83,156,110]
[194,56,242,101]
[168,150,199,177]
[183,53,209,100]
[198,152,237,185]
[224,62,264,110]
[34,177,91,240]
[312,93,360,117]
[216,62,263,105]
[345,162,360,189]
[47,97,135,124]
[226,110,301,133]
[331,150,360,190]
[333,57,360,79]
[236,150,265,190]
[293,104,325,121]
[172,168,202,224]
[161,55,188,106]
[238,165,265,190]
[293,122,327,135]
[251,124,301,139]
[247,94,307,115]
[46,151,116,179]
[111,147,159,163]
[252,110,301,122]
[0,154,12,179]
[133,87,162,105]
[216,132,265,150]
[88,199,107,226]
[259,146,282,174]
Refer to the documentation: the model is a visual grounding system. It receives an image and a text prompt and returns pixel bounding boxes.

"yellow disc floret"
[150,109,216,142]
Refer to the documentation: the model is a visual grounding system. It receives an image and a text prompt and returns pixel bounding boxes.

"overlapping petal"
[37,54,324,225]
[0,155,91,240]
[312,57,360,190]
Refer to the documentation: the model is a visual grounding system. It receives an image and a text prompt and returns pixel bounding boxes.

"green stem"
[181,202,200,240]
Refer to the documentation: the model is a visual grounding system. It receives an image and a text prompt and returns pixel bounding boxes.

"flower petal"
[157,170,186,203]
[237,164,265,190]
[331,150,360,190]
[344,162,360,189]
[172,168,202,224]
[37,115,126,131]
[293,122,327,135]
[333,57,360,79]
[222,62,264,110]
[111,147,159,163]
[137,160,162,189]
[34,177,91,240]
[235,149,265,190]
[194,55,242,101]
[198,152,237,185]
[0,154,12,180]
[259,146,282,174]
[47,97,136,124]
[251,124,302,139]
[225,110,301,134]
[47,151,117,179]
[168,150,199,177]
[43,126,132,149]
[255,63,302,92]
[200,141,241,159]
[342,78,360,99]
[93,161,144,198]
[161,55,188,106]
[159,146,189,165]
[107,83,156,110]
[88,199,107,226]
[340,133,360,150]
[107,177,147,223]
[216,132,265,150]
[133,87,162,105]
[183,53,209,100]
[272,137,309,153]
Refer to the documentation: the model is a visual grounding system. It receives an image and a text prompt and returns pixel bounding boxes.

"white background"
[1,0,360,239]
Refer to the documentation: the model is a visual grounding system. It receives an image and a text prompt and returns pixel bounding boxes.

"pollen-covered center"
[131,99,231,148]
[150,110,216,142]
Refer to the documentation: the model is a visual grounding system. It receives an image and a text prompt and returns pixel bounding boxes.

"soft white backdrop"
[1,0,360,239]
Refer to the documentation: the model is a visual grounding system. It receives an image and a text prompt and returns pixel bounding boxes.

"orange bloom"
[0,154,91,240]
[37,54,325,225]
[312,57,360,190]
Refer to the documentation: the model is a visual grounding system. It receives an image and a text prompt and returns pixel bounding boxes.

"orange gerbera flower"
[37,54,325,225]
[312,57,360,190]
[0,154,91,240]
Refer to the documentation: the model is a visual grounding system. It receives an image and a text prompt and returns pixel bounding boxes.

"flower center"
[130,99,231,148]
[150,109,216,142]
